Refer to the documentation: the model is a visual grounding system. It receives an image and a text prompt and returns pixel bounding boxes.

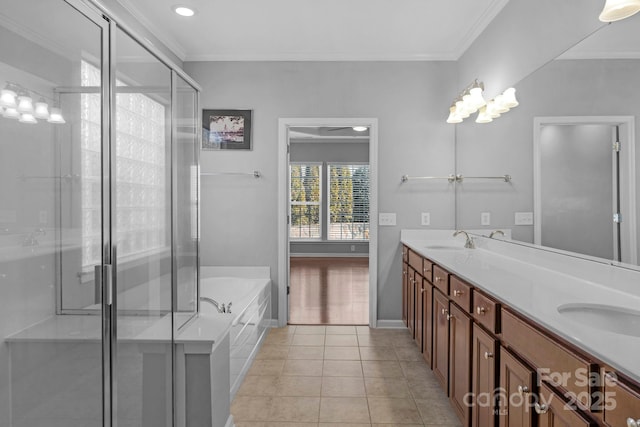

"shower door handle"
[95,264,113,306]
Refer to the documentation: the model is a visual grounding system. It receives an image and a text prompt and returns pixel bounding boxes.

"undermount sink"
[424,245,464,251]
[557,303,640,338]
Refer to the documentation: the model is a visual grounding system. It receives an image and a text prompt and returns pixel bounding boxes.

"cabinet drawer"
[408,249,423,273]
[473,290,500,334]
[450,275,472,313]
[422,259,433,283]
[537,382,594,427]
[501,309,595,411]
[602,371,640,427]
[433,265,449,294]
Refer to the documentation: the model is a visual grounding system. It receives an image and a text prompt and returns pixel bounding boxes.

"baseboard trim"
[290,253,370,258]
[225,414,235,427]
[376,320,405,329]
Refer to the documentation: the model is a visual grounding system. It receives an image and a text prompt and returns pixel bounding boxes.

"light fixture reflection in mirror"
[599,0,640,22]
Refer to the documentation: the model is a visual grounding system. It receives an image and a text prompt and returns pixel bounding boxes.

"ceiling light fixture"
[599,0,640,21]
[0,81,65,124]
[446,83,518,125]
[174,5,195,17]
[352,126,368,132]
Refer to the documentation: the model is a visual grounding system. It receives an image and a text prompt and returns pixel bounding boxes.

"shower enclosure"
[0,1,200,426]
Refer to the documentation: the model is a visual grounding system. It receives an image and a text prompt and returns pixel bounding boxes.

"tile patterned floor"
[232,325,463,427]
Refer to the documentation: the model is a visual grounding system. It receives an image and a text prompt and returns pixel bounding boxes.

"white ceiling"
[116,0,510,62]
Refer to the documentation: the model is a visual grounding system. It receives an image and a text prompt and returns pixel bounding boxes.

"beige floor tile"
[414,398,462,425]
[247,359,285,376]
[267,396,321,422]
[390,333,417,347]
[292,334,326,346]
[269,325,296,335]
[320,424,370,427]
[321,376,366,397]
[256,345,289,360]
[400,361,431,378]
[325,334,359,346]
[359,346,397,361]
[367,397,422,424]
[275,376,322,396]
[288,346,325,360]
[364,377,411,398]
[236,375,279,396]
[263,333,294,346]
[362,360,404,378]
[408,376,444,400]
[394,345,424,361]
[326,325,357,335]
[323,346,360,360]
[357,334,392,347]
[295,325,327,335]
[283,359,324,376]
[371,424,423,427]
[322,360,363,377]
[231,396,274,421]
[319,397,370,423]
[235,423,317,427]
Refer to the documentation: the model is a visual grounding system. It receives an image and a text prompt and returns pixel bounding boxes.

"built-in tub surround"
[401,229,640,383]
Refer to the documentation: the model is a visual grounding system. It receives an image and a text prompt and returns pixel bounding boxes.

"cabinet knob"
[628,419,640,427]
[476,306,487,315]
[453,290,464,297]
[447,313,454,321]
[534,403,548,415]
[441,308,448,316]
[484,351,493,359]
[435,276,442,282]
[424,268,431,274]
[420,288,425,293]
[517,385,530,395]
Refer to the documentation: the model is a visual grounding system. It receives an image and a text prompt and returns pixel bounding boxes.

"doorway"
[278,119,379,327]
[533,116,637,264]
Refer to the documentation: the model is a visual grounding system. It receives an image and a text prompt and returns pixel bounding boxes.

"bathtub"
[199,267,272,398]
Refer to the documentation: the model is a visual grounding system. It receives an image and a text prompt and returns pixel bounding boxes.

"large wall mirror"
[455,13,640,266]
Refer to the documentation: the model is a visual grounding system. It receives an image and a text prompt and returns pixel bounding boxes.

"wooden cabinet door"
[415,277,424,350]
[449,303,472,427]
[422,278,433,367]
[499,347,534,427]
[472,324,498,427]
[537,383,594,427]
[402,261,408,327]
[408,267,416,338]
[433,288,449,393]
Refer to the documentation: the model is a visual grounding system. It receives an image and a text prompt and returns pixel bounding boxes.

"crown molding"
[0,13,71,61]
[184,52,458,62]
[116,0,187,61]
[557,50,640,60]
[451,0,510,60]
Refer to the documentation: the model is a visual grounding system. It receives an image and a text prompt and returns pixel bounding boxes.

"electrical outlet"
[378,213,397,226]
[481,212,491,226]
[515,212,534,225]
[350,245,356,252]
[421,212,431,226]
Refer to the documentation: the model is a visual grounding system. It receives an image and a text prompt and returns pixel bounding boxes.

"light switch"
[481,212,491,226]
[515,212,534,225]
[379,213,397,226]
[421,212,431,226]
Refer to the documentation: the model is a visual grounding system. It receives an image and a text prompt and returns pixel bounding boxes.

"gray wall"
[185,61,457,321]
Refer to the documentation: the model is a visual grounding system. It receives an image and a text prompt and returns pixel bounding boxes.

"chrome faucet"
[200,297,232,313]
[22,228,46,247]
[453,230,475,249]
[489,230,505,239]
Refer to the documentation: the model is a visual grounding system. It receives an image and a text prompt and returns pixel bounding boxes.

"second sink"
[557,303,640,338]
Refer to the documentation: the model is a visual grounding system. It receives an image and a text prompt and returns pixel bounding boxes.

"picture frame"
[202,109,252,150]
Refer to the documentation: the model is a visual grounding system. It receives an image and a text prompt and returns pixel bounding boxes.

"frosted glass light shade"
[0,88,17,108]
[455,100,470,118]
[475,106,493,124]
[17,95,34,114]
[502,88,519,108]
[468,87,486,109]
[486,101,501,119]
[19,112,37,124]
[599,0,640,21]
[352,126,367,132]
[3,107,20,119]
[446,106,463,124]
[34,101,50,119]
[47,107,66,124]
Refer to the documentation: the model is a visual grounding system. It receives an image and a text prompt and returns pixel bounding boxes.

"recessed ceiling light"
[173,5,195,17]
[352,126,368,132]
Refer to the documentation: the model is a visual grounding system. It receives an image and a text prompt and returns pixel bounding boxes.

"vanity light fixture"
[447,84,519,124]
[352,126,368,132]
[0,82,64,124]
[599,0,640,22]
[173,5,196,16]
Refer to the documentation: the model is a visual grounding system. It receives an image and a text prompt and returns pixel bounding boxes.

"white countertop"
[401,230,640,384]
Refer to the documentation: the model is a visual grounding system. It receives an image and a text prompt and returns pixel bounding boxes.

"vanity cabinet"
[449,302,473,427]
[433,288,450,391]
[499,347,535,427]
[402,261,408,327]
[407,266,416,338]
[601,371,640,427]
[537,382,594,427]
[472,323,498,427]
[422,276,433,366]
[414,277,424,350]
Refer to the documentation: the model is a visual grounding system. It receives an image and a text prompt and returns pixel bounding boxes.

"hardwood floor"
[289,257,369,325]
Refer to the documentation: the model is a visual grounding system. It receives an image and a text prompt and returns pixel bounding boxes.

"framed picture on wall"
[202,109,252,150]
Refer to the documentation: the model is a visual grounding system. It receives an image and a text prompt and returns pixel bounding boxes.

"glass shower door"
[112,26,174,427]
